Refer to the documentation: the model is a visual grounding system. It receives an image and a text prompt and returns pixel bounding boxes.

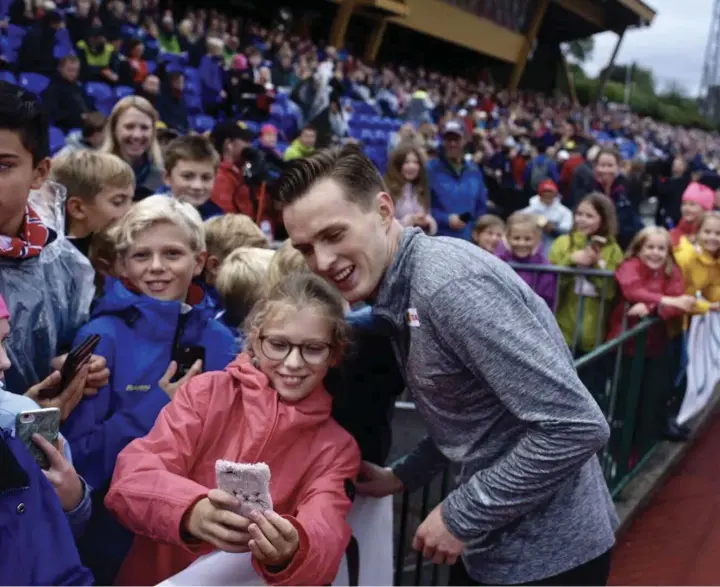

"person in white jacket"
[522,179,573,256]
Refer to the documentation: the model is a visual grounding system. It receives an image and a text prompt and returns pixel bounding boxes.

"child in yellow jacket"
[674,211,720,313]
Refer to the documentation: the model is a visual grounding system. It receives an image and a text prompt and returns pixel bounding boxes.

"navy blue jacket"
[427,155,488,241]
[0,431,93,586]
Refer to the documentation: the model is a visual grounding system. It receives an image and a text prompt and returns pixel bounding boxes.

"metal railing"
[391,265,687,585]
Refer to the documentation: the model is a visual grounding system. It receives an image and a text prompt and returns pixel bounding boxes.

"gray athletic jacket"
[374,228,618,584]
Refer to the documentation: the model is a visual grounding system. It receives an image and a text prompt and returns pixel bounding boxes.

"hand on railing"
[413,504,465,566]
[660,295,697,313]
[356,461,405,497]
[627,302,651,318]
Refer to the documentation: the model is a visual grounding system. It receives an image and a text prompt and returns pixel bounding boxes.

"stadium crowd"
[1,0,720,586]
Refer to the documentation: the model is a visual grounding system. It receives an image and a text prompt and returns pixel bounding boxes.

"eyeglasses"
[259,336,332,366]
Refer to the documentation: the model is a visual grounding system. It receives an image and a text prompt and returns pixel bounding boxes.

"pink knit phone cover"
[215,460,273,517]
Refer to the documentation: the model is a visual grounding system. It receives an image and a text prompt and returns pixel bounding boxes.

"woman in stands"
[101,95,164,201]
[385,143,437,235]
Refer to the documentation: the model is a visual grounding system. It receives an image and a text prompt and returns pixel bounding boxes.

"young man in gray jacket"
[275,144,619,586]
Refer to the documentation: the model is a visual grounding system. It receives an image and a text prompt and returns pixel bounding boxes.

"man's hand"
[185,489,252,552]
[413,503,465,566]
[247,510,300,568]
[356,461,405,497]
[159,360,203,399]
[51,354,109,397]
[25,365,89,421]
[33,435,84,511]
[448,214,466,231]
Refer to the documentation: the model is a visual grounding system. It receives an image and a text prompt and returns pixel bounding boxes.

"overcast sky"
[582,0,713,97]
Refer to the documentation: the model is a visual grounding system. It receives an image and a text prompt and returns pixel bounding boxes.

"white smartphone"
[216,460,273,518]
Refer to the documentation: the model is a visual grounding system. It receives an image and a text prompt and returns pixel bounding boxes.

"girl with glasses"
[105,273,361,586]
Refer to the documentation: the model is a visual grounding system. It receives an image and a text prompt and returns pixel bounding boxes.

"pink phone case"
[215,460,273,517]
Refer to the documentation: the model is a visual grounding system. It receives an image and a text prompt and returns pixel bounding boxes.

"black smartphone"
[459,211,473,223]
[171,346,205,383]
[38,334,101,400]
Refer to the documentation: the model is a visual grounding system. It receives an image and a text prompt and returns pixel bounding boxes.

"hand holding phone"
[15,408,61,470]
[26,365,89,422]
[216,460,273,518]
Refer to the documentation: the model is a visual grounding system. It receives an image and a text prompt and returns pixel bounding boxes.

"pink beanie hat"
[682,182,715,211]
[231,54,248,71]
[0,295,8,320]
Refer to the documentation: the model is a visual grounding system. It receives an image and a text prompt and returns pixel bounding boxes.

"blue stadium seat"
[191,114,215,133]
[183,67,199,81]
[6,25,26,52]
[85,81,113,102]
[0,71,17,85]
[183,78,200,96]
[121,24,140,40]
[49,126,65,155]
[159,52,188,69]
[146,61,157,74]
[115,85,134,100]
[19,72,50,95]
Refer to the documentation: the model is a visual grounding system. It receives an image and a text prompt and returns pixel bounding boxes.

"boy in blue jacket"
[62,195,238,584]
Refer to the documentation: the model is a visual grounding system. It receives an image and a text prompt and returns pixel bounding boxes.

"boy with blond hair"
[215,246,276,339]
[159,134,223,221]
[51,150,135,257]
[61,195,237,585]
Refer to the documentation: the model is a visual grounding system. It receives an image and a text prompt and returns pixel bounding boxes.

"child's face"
[121,222,205,302]
[69,184,134,236]
[401,152,421,182]
[698,217,720,256]
[0,318,10,382]
[638,234,669,271]
[594,153,619,184]
[116,107,154,162]
[475,225,503,253]
[0,129,50,237]
[539,188,556,204]
[252,305,335,404]
[507,223,539,259]
[167,160,216,208]
[681,200,704,225]
[260,131,277,149]
[574,201,602,236]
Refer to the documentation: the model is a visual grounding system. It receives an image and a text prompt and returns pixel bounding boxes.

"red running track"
[609,414,720,585]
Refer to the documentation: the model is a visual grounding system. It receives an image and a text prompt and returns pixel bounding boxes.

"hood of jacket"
[495,239,548,265]
[91,278,215,343]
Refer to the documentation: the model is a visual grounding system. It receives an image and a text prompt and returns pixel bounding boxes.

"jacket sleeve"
[252,435,361,586]
[548,235,573,266]
[587,243,623,297]
[104,374,216,548]
[61,320,171,490]
[615,259,664,310]
[557,206,573,235]
[536,269,558,311]
[426,274,610,540]
[392,435,450,491]
[211,171,239,214]
[658,266,687,320]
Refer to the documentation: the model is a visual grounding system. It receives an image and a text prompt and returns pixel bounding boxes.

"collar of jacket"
[373,227,423,330]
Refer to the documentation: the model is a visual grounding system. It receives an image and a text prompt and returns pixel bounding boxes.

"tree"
[565,37,595,63]
[601,63,656,94]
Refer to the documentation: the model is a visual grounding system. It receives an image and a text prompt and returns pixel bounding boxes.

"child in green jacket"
[550,193,625,354]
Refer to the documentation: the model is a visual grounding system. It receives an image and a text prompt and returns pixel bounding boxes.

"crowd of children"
[1,60,720,585]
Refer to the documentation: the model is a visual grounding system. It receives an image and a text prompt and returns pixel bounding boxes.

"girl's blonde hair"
[624,226,676,277]
[698,210,720,232]
[204,214,269,261]
[574,192,618,239]
[115,195,205,255]
[101,96,164,168]
[472,214,505,240]
[216,247,275,328]
[245,272,350,362]
[506,211,541,234]
[267,240,310,288]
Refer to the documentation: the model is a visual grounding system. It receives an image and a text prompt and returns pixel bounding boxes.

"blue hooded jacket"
[62,278,238,490]
[61,279,237,583]
[0,431,93,586]
[427,155,488,241]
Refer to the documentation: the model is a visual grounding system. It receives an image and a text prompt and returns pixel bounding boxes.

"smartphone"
[459,211,473,223]
[15,408,61,470]
[39,334,101,400]
[171,346,205,383]
[216,460,273,518]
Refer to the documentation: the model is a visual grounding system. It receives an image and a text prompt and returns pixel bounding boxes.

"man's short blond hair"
[115,195,205,255]
[50,150,135,202]
[267,239,310,288]
[216,247,275,327]
[204,214,269,261]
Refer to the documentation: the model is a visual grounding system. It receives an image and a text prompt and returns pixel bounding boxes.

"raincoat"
[105,353,361,586]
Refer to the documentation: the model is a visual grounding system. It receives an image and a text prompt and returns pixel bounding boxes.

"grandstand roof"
[544,0,656,42]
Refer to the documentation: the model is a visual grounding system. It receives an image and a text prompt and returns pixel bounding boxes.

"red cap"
[538,179,558,194]
[261,124,278,137]
[0,295,8,320]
